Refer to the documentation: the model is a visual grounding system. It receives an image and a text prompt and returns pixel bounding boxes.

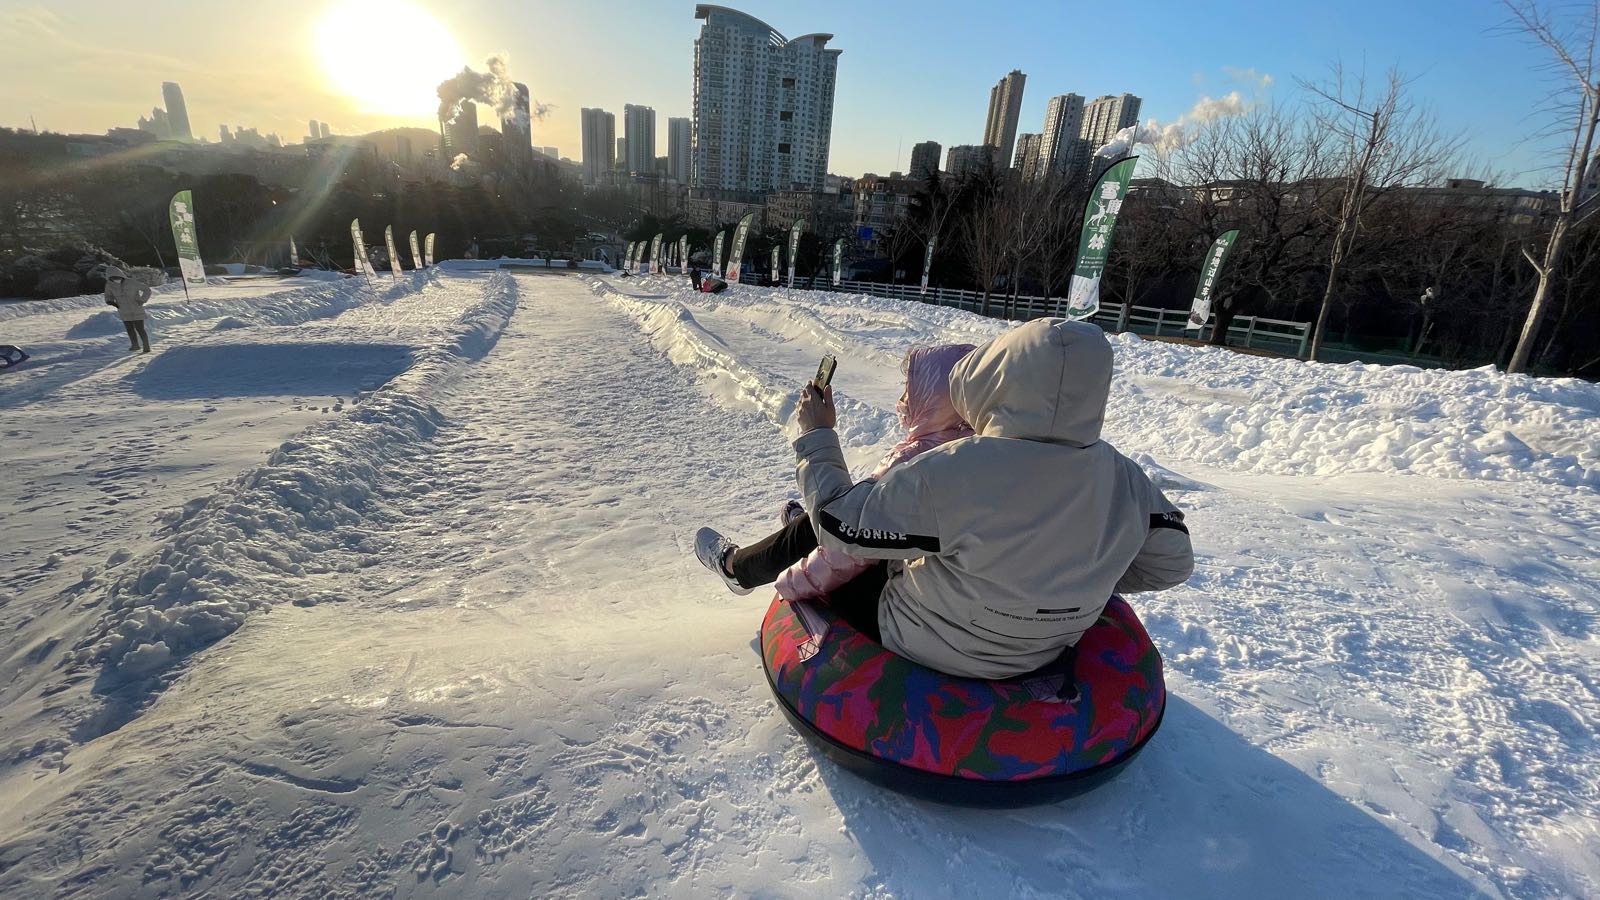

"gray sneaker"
[694,527,753,595]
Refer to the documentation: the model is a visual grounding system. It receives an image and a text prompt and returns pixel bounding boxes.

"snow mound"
[590,278,898,450]
[617,278,1597,491]
[1106,334,1600,491]
[59,272,518,740]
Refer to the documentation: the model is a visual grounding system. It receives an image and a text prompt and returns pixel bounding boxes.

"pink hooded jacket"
[776,343,976,602]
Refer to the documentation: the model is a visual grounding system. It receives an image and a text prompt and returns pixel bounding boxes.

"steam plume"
[1096,89,1257,158]
[437,53,520,124]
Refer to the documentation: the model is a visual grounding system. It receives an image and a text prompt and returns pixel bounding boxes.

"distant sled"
[760,594,1166,807]
[0,345,29,371]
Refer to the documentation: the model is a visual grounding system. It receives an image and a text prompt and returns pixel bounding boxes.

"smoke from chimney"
[450,153,470,171]
[436,53,549,128]
[1096,90,1255,158]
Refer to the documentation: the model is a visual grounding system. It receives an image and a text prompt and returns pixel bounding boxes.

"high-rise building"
[668,117,691,183]
[542,146,559,159]
[396,134,414,166]
[501,82,534,170]
[624,104,657,176]
[982,70,1025,172]
[1080,93,1142,159]
[137,107,171,138]
[908,140,941,182]
[581,108,616,185]
[441,99,480,157]
[162,82,193,141]
[945,144,995,179]
[320,122,332,139]
[1036,93,1086,181]
[308,119,321,142]
[1015,133,1042,179]
[616,137,627,167]
[218,124,232,144]
[692,5,841,198]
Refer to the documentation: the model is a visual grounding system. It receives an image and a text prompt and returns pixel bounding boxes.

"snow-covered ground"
[0,269,1595,898]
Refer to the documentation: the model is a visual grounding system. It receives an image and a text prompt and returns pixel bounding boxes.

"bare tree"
[1501,0,1600,373]
[1301,66,1461,360]
[959,177,1013,315]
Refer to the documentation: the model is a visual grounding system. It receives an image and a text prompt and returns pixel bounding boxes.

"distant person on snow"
[103,267,152,353]
[688,266,702,291]
[705,319,1194,681]
[696,343,975,600]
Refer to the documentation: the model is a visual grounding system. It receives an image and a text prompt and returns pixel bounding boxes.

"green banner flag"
[712,230,726,275]
[787,219,807,287]
[289,235,298,268]
[770,245,782,281]
[920,235,936,295]
[678,235,689,271]
[727,213,755,283]
[649,233,664,275]
[169,190,205,285]
[384,226,402,278]
[424,233,436,267]
[832,238,844,286]
[350,218,376,278]
[409,230,422,270]
[1186,229,1241,329]
[1066,156,1138,320]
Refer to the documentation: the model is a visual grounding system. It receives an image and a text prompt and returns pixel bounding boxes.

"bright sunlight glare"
[316,0,465,118]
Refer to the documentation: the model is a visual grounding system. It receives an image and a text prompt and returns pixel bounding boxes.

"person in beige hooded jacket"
[792,318,1193,680]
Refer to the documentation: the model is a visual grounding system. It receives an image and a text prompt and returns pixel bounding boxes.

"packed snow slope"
[0,268,1596,898]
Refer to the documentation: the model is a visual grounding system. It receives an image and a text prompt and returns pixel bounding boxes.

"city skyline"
[0,0,1577,187]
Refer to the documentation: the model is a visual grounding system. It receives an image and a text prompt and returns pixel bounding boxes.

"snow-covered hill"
[0,269,1594,898]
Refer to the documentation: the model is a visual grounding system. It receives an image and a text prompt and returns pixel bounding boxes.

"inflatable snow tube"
[760,594,1165,806]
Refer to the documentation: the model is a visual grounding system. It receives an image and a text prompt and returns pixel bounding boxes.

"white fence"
[802,278,1311,358]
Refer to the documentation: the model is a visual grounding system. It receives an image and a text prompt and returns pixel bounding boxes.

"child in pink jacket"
[695,343,976,596]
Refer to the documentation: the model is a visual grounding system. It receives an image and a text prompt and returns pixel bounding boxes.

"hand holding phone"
[813,354,837,390]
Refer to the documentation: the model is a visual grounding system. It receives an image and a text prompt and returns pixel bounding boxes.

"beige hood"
[948,318,1112,447]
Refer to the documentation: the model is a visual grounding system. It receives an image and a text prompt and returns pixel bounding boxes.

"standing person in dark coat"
[103,267,152,352]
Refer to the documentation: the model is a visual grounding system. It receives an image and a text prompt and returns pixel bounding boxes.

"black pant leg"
[825,563,889,643]
[133,320,150,349]
[726,512,818,589]
[123,321,138,345]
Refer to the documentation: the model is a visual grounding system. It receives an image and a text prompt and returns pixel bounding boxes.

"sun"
[317,1,465,118]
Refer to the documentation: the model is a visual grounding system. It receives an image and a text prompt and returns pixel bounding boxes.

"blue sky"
[0,0,1574,187]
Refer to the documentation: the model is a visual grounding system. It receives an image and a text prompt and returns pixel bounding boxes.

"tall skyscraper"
[441,99,479,157]
[909,140,941,182]
[396,134,414,166]
[1014,133,1042,179]
[616,137,627,167]
[162,82,193,141]
[581,108,616,185]
[501,82,534,170]
[308,119,320,142]
[983,70,1025,172]
[624,104,657,176]
[1036,93,1085,181]
[1080,93,1142,158]
[668,117,692,182]
[692,5,841,198]
[320,122,332,139]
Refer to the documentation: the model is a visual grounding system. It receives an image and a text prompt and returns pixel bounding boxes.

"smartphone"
[813,354,837,390]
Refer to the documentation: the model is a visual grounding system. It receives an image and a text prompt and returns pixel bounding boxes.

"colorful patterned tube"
[760,594,1166,806]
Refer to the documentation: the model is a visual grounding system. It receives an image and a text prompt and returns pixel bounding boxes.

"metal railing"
[768,277,1313,358]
